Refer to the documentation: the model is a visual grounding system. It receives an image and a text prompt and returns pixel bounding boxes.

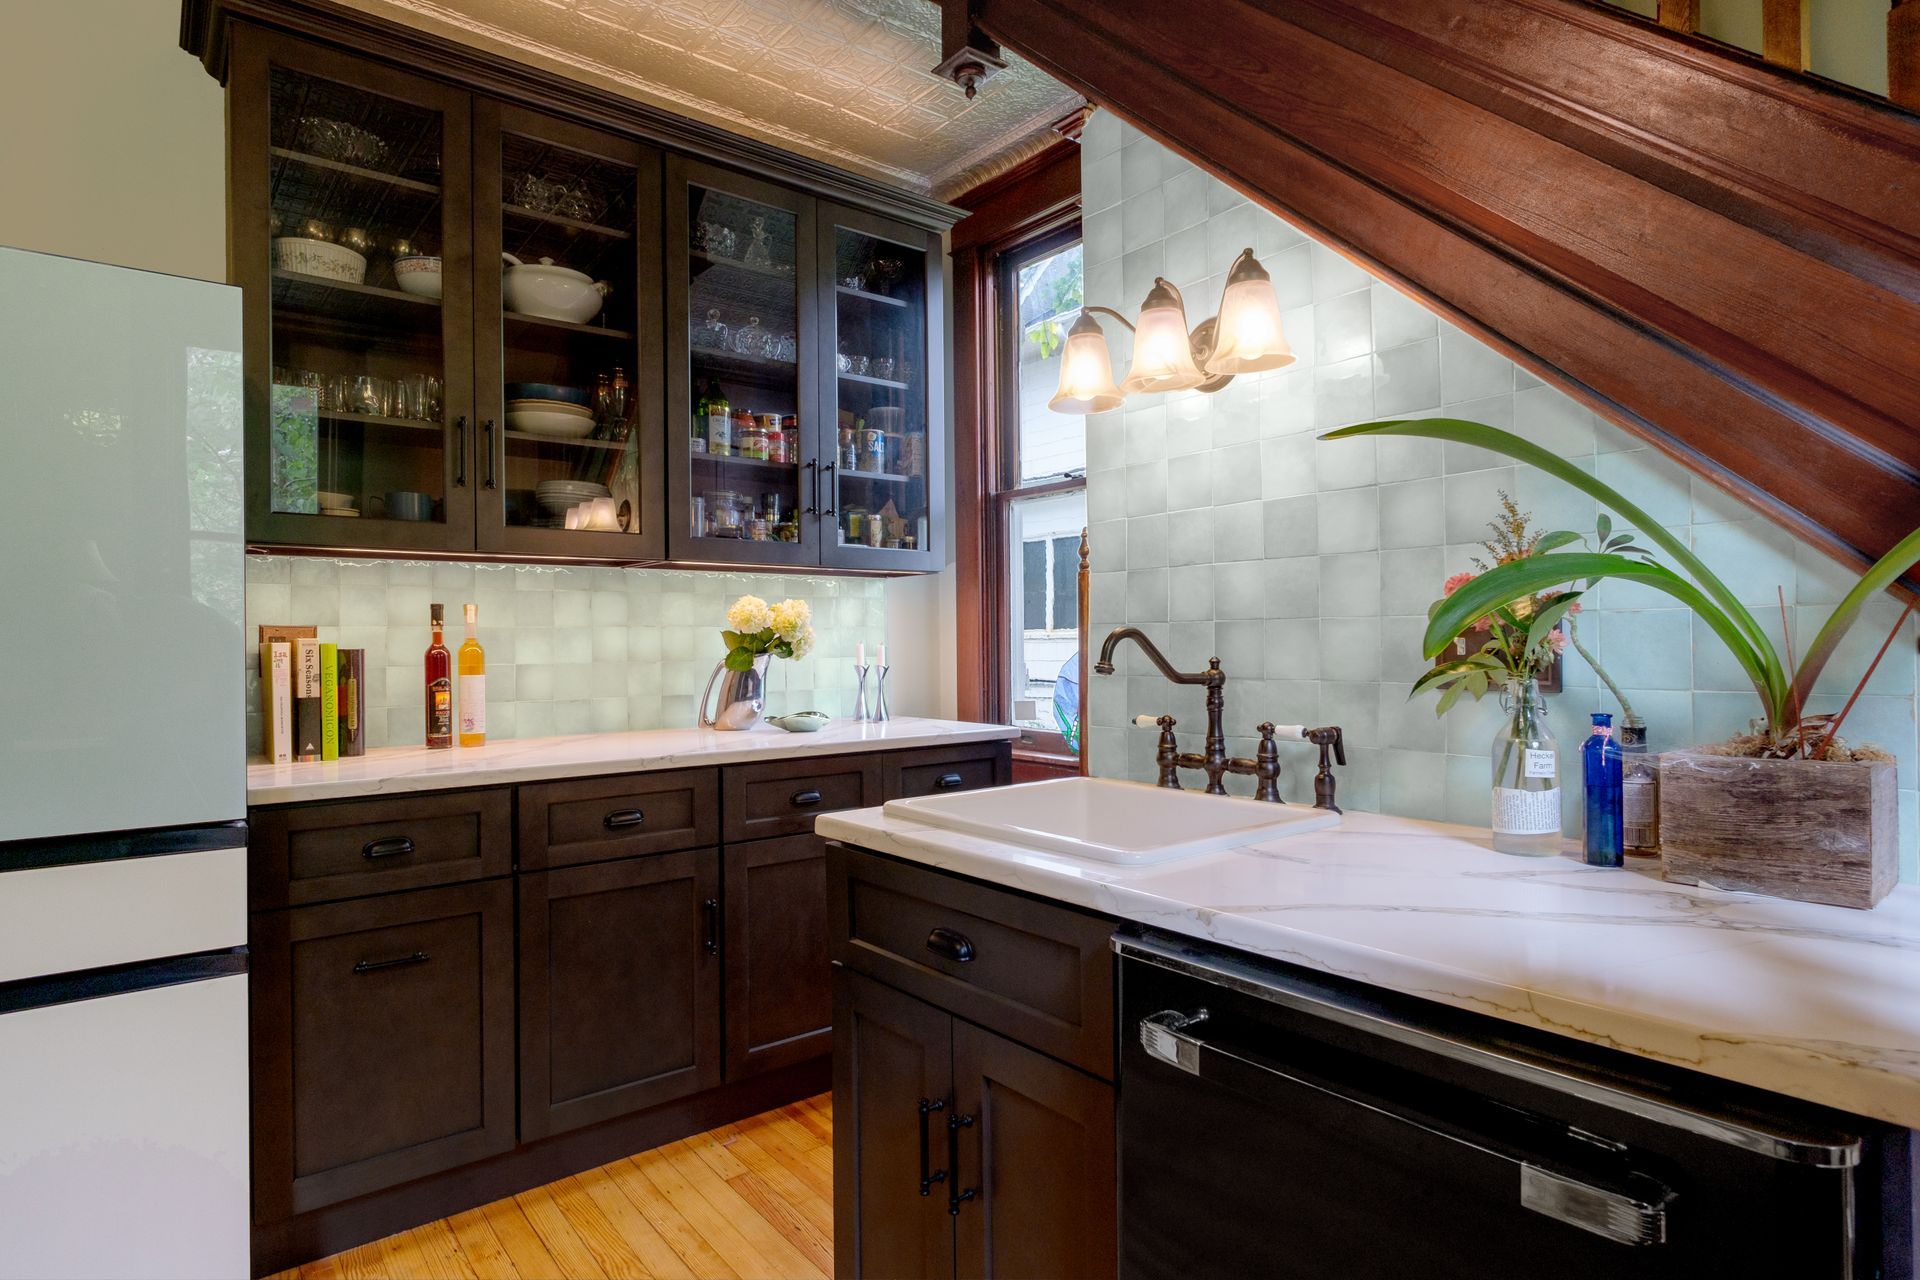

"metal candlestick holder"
[870,665,890,722]
[853,663,871,722]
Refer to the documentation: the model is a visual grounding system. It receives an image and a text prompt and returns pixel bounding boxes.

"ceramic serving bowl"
[273,237,366,284]
[507,400,596,439]
[502,253,610,324]
[316,490,354,509]
[767,711,830,733]
[505,382,591,407]
[393,255,443,299]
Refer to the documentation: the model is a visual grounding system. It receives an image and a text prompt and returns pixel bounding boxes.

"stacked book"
[259,626,367,764]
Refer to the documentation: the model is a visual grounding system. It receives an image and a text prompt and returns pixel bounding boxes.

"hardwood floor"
[268,1095,834,1280]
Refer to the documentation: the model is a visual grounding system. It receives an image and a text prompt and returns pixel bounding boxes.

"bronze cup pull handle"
[790,789,823,807]
[362,836,415,860]
[933,772,965,790]
[926,926,975,964]
[603,809,645,829]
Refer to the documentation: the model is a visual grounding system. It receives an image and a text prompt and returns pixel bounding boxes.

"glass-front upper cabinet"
[234,30,474,552]
[818,207,942,572]
[474,103,664,559]
[666,159,818,566]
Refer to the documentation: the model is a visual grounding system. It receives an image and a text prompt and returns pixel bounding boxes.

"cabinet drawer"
[249,789,511,909]
[250,879,516,1219]
[886,741,1012,800]
[829,845,1115,1079]
[517,768,718,870]
[723,754,882,842]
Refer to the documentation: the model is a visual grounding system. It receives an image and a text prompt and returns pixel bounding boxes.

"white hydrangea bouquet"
[722,594,815,671]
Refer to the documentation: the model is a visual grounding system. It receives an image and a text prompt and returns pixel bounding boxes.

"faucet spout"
[1095,627,1232,794]
[1093,627,1221,687]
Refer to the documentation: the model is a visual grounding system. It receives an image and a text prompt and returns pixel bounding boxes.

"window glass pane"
[1013,242,1085,484]
[1007,488,1087,742]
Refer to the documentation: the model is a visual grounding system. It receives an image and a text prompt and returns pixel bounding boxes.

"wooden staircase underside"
[976,0,1920,577]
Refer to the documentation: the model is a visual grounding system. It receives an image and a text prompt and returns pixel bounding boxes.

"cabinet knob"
[603,809,646,829]
[933,772,965,790]
[362,836,415,860]
[790,789,823,807]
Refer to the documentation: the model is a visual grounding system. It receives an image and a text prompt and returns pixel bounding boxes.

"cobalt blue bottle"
[1582,712,1624,867]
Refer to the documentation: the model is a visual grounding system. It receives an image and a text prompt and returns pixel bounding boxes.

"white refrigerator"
[0,246,250,1279]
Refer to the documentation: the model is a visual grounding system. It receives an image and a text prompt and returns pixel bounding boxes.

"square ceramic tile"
[1167,452,1212,511]
[1319,618,1380,683]
[1315,288,1373,365]
[1259,434,1317,500]
[1313,354,1375,433]
[1121,185,1166,250]
[1318,552,1381,617]
[1439,322,1514,402]
[1373,340,1440,418]
[1263,495,1318,558]
[1310,241,1371,302]
[1371,279,1438,350]
[1380,478,1444,549]
[1212,500,1266,563]
[1209,442,1263,506]
[1317,487,1379,554]
[1168,564,1215,622]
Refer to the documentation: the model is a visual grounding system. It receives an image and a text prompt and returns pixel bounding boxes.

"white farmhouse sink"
[883,776,1339,865]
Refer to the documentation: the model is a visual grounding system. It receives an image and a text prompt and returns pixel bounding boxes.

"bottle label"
[427,677,453,742]
[1494,786,1561,835]
[707,411,731,451]
[1524,749,1556,779]
[459,675,487,736]
[1623,777,1657,845]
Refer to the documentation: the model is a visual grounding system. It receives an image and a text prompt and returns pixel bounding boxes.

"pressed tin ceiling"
[339,0,1084,196]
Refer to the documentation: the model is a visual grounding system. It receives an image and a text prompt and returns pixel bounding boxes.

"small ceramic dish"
[767,711,830,733]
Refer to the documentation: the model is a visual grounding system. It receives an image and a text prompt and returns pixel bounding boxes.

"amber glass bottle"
[458,602,486,748]
[423,603,453,749]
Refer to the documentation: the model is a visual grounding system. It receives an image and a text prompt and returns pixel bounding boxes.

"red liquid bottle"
[424,602,453,749]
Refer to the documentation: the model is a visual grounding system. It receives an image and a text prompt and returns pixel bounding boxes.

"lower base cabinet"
[725,834,833,1078]
[518,848,723,1141]
[834,967,1117,1280]
[250,879,517,1221]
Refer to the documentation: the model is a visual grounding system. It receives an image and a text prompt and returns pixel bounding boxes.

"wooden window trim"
[951,138,1082,736]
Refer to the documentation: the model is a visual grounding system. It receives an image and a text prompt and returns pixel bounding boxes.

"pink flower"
[1442,571,1475,597]
[1567,601,1583,615]
[1548,629,1568,654]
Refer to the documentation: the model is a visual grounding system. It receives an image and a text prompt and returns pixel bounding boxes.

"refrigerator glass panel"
[0,248,245,840]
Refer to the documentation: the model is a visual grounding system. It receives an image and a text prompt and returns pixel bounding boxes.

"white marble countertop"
[818,800,1920,1130]
[247,718,1020,805]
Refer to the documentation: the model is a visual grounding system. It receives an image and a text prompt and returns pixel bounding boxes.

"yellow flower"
[726,594,772,634]
[770,597,811,641]
[788,625,816,659]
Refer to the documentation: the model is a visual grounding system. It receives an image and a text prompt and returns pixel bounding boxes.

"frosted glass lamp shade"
[1048,312,1125,414]
[1119,278,1205,395]
[1206,249,1295,375]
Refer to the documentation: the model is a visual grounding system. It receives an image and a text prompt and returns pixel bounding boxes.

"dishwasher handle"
[1137,1009,1671,1248]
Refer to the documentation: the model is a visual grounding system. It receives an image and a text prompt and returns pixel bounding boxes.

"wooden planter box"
[1656,750,1898,909]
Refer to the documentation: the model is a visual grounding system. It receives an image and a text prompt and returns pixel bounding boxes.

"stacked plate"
[317,489,358,518]
[535,479,609,515]
[507,398,596,439]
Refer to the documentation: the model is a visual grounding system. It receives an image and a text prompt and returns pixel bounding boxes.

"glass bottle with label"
[1619,719,1659,856]
[458,602,486,748]
[704,380,731,456]
[423,603,452,750]
[1491,677,1559,855]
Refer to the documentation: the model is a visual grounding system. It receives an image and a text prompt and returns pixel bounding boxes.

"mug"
[382,490,433,521]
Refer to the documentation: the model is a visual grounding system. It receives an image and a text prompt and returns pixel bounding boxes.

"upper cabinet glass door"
[666,160,817,566]
[474,104,664,560]
[820,209,941,571]
[240,32,474,551]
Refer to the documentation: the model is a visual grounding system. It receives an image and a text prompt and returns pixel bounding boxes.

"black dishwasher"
[1117,931,1913,1280]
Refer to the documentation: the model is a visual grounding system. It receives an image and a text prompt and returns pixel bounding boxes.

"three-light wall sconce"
[1049,247,1296,414]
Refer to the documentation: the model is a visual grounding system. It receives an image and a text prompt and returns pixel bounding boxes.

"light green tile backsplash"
[243,556,885,753]
[1081,113,1920,881]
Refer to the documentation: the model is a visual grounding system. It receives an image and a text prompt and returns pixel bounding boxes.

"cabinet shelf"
[272,269,441,331]
[270,145,441,195]
[317,410,443,434]
[838,370,910,391]
[504,429,627,451]
[502,310,633,341]
[692,452,799,477]
[837,468,909,483]
[836,284,908,309]
[690,249,794,281]
[502,203,630,239]
[694,348,798,388]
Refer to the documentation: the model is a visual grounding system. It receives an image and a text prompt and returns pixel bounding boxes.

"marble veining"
[247,718,1019,805]
[818,803,1920,1130]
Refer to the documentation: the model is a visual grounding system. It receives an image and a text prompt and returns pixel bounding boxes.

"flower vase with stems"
[1492,677,1561,855]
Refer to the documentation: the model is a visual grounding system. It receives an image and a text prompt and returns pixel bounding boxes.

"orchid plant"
[1324,417,1920,758]
[721,594,816,671]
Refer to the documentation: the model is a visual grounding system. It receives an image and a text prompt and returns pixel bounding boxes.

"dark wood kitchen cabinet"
[197,7,958,571]
[249,878,516,1221]
[518,847,722,1140]
[830,845,1118,1280]
[725,833,834,1079]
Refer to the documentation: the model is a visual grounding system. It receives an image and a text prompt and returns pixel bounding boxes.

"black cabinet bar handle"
[933,773,966,790]
[482,419,497,489]
[917,1097,948,1195]
[947,1110,977,1216]
[453,415,467,487]
[603,809,646,829]
[926,926,976,964]
[820,462,836,519]
[803,459,818,516]
[362,836,415,860]
[353,950,429,974]
[790,789,823,808]
[703,898,720,954]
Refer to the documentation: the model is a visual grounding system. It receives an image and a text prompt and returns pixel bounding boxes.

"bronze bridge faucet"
[1094,626,1345,811]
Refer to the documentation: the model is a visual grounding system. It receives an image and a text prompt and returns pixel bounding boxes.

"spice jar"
[737,420,766,461]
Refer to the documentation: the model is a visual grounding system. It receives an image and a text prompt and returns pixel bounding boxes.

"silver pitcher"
[698,653,770,730]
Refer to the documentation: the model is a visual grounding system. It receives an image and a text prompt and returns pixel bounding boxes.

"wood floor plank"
[573,1164,698,1280]
[377,1228,433,1280]
[330,1240,391,1280]
[781,1099,833,1145]
[406,1219,481,1280]
[545,1174,662,1280]
[725,1168,834,1277]
[444,1206,518,1280]
[514,1182,611,1280]
[480,1196,567,1280]
[299,1253,347,1280]
[710,1123,833,1237]
[655,1139,826,1280]
[628,1144,786,1279]
[733,1110,833,1201]
[603,1151,744,1280]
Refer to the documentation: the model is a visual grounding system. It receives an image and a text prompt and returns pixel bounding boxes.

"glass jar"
[736,421,766,461]
[705,490,751,537]
[1491,678,1561,855]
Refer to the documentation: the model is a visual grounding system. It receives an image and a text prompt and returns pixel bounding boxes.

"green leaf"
[1320,417,1776,667]
[1597,512,1612,543]
[724,648,755,672]
[721,630,745,650]
[1411,655,1500,699]
[1425,552,1780,718]
[1525,590,1581,655]
[1534,530,1581,554]
[1435,680,1469,716]
[1788,524,1920,717]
